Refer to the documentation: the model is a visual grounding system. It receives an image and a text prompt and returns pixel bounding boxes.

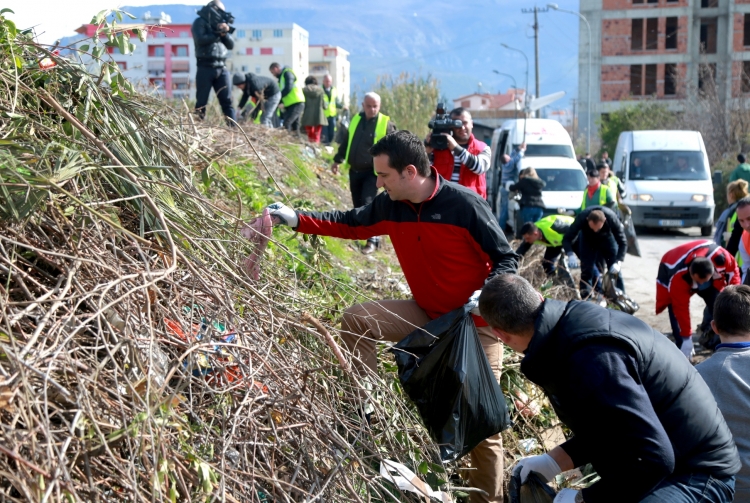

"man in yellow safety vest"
[331,92,397,254]
[269,62,305,132]
[322,74,338,144]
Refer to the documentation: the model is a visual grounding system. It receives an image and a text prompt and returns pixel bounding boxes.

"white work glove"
[608,261,621,275]
[554,489,580,503]
[514,453,562,484]
[266,202,298,228]
[567,252,579,269]
[680,336,695,361]
[466,290,482,316]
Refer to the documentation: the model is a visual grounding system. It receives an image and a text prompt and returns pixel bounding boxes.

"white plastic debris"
[379,460,452,502]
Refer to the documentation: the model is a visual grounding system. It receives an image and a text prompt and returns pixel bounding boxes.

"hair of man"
[520,222,538,236]
[369,130,431,177]
[479,274,542,333]
[587,209,606,224]
[738,153,746,164]
[304,75,317,85]
[363,91,381,103]
[713,285,750,337]
[449,107,471,119]
[587,168,599,178]
[689,256,714,278]
[736,196,750,210]
[269,62,280,71]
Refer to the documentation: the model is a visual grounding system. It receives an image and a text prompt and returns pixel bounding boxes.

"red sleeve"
[668,276,693,337]
[295,194,391,240]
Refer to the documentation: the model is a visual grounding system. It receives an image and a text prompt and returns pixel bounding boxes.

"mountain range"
[82,0,582,112]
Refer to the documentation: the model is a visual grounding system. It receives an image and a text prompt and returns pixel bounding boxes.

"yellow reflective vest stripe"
[345,113,390,168]
[279,68,305,107]
[323,86,337,118]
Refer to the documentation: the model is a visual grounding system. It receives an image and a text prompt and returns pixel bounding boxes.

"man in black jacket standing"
[232,72,280,127]
[478,274,739,503]
[563,206,627,297]
[191,0,235,122]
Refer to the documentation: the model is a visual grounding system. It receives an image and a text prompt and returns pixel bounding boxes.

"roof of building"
[452,91,525,110]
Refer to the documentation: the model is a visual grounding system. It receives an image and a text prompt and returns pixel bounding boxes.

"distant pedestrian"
[498,142,525,232]
[697,284,750,503]
[510,167,545,226]
[600,150,612,167]
[301,76,327,143]
[232,72,280,127]
[730,154,750,184]
[598,162,626,202]
[581,167,616,212]
[322,75,338,144]
[191,0,236,122]
[269,62,305,133]
[714,180,749,248]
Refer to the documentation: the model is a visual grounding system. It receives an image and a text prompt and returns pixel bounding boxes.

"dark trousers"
[350,169,379,244]
[194,66,235,121]
[282,102,305,132]
[324,116,336,144]
[577,231,621,297]
[640,473,734,503]
[667,285,718,342]
[542,246,564,275]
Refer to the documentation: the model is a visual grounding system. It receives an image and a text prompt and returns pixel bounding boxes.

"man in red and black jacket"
[656,240,740,360]
[426,108,491,198]
[263,130,518,503]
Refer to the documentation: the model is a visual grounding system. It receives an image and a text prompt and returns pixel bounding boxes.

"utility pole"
[522,5,549,118]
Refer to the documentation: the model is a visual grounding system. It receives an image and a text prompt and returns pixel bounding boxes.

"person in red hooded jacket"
[426,108,491,198]
[656,240,740,361]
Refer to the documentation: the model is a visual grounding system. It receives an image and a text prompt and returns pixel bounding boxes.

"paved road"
[622,227,707,336]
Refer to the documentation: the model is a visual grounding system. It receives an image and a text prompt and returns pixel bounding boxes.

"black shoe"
[361,241,378,255]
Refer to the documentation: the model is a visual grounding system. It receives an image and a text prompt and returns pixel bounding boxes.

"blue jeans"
[520,206,544,226]
[499,187,510,230]
[324,116,336,143]
[640,473,734,503]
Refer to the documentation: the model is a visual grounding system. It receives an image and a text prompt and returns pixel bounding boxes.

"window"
[260,47,272,55]
[255,66,261,73]
[665,17,678,50]
[461,100,471,108]
[647,0,657,3]
[743,61,750,93]
[633,0,643,3]
[631,64,643,95]
[519,144,575,158]
[535,168,586,191]
[324,48,337,57]
[236,29,245,38]
[664,63,677,95]
[273,29,283,38]
[701,0,718,7]
[155,31,166,38]
[171,60,189,72]
[745,14,750,47]
[629,151,708,181]
[252,29,262,39]
[646,18,658,50]
[149,46,165,57]
[173,45,188,57]
[179,31,189,38]
[241,65,248,72]
[115,61,127,70]
[645,64,657,95]
[245,47,253,55]
[631,19,643,50]
[700,17,718,53]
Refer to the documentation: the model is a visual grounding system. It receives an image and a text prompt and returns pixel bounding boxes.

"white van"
[613,130,714,236]
[488,118,586,236]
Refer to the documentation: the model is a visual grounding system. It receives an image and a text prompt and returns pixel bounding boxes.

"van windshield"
[629,151,708,181]
[535,168,587,191]
[515,144,575,159]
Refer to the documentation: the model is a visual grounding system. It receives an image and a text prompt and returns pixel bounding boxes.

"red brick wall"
[601,63,687,101]
[601,16,688,56]
[603,0,688,9]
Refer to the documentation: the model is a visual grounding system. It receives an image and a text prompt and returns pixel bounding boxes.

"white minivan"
[613,130,714,236]
[488,118,586,236]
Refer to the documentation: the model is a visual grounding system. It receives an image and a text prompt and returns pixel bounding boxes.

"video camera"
[427,103,462,150]
[207,3,235,34]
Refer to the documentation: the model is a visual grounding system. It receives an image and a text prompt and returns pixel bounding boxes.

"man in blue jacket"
[478,274,739,503]
[191,0,236,122]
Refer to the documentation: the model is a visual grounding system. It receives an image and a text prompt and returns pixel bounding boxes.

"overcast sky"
[4,0,205,45]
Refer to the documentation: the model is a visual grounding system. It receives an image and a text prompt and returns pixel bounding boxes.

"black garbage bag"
[619,205,641,258]
[508,466,557,503]
[390,306,511,462]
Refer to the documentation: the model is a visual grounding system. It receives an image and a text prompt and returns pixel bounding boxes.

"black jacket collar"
[521,299,568,384]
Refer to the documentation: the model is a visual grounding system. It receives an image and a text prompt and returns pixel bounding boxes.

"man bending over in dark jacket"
[478,273,740,503]
[191,0,235,122]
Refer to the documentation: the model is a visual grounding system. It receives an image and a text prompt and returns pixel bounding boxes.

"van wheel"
[700,225,712,237]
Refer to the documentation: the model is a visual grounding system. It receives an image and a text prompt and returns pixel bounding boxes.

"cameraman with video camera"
[192,0,236,122]
[425,107,491,198]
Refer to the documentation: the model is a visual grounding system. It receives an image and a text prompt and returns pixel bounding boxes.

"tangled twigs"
[300,312,351,375]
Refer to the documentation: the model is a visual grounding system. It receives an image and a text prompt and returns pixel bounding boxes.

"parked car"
[613,130,715,236]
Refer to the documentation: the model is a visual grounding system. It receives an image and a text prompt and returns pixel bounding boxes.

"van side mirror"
[713,170,723,186]
[615,171,624,180]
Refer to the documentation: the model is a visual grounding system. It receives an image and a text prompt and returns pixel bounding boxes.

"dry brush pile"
[0,13,568,502]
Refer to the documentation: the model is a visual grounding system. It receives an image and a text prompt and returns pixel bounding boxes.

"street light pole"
[493,69,518,120]
[501,43,530,131]
[548,3,592,153]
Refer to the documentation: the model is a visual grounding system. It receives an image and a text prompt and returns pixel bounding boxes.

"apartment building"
[73,16,350,107]
[309,45,351,108]
[579,0,750,137]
